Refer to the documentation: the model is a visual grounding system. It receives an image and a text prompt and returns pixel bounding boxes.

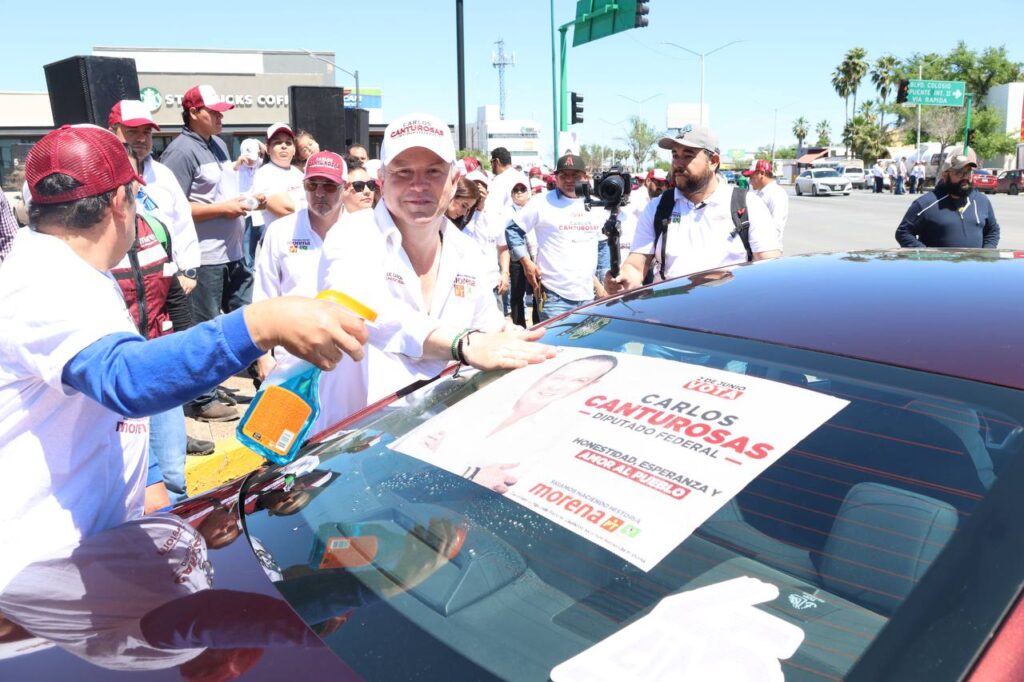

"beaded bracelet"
[450,328,471,361]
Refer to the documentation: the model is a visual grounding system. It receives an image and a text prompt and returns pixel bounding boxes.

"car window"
[799,171,810,178]
[243,314,1024,681]
[812,170,840,178]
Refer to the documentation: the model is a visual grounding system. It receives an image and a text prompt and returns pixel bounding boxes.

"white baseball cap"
[465,169,489,186]
[108,99,159,130]
[266,122,294,141]
[240,138,262,162]
[381,113,455,166]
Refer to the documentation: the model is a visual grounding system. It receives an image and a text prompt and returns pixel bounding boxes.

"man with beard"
[253,151,349,380]
[895,153,1000,248]
[605,126,780,293]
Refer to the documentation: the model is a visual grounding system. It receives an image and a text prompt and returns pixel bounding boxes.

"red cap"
[108,100,160,131]
[26,125,145,205]
[304,151,347,184]
[181,84,234,113]
[742,159,772,177]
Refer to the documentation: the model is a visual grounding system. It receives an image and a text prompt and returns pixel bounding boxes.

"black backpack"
[652,185,752,279]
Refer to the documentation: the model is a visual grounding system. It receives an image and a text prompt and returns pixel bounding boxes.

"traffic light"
[896,79,910,104]
[571,92,584,125]
[634,0,650,28]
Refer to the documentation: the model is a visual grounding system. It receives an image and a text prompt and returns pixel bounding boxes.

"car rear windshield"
[813,170,841,178]
[243,314,1024,681]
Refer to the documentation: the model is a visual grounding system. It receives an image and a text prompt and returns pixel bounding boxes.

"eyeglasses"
[303,180,341,193]
[512,186,529,193]
[348,180,379,193]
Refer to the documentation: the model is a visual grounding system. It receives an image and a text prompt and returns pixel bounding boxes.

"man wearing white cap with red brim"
[317,112,555,435]
[160,84,266,422]
[743,158,788,241]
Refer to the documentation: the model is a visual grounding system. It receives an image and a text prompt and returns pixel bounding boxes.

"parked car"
[838,165,868,189]
[795,168,852,196]
[971,169,999,193]
[721,170,737,184]
[996,169,1023,195]
[5,251,1024,681]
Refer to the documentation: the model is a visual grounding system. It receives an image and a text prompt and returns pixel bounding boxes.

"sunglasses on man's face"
[348,180,379,193]
[303,180,341,194]
[512,186,529,193]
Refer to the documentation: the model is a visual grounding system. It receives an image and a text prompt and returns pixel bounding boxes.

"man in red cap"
[743,159,788,241]
[0,125,369,593]
[160,84,266,422]
[253,151,349,380]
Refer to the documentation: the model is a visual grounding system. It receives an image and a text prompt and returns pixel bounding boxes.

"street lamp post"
[616,92,663,120]
[915,56,944,159]
[661,41,744,126]
[302,49,360,109]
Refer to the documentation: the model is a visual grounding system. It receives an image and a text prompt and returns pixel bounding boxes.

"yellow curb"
[185,436,265,497]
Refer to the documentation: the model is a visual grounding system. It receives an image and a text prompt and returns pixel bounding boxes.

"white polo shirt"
[316,200,505,431]
[755,179,789,242]
[512,190,605,301]
[632,181,780,279]
[252,162,306,229]
[462,209,504,291]
[0,230,148,593]
[252,209,327,302]
[143,157,201,271]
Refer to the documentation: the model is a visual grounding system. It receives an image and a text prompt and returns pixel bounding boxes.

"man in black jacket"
[895,154,1000,248]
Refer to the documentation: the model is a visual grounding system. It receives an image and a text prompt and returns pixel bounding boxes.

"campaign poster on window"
[390,348,848,571]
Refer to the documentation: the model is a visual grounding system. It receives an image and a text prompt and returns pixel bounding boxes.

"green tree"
[831,68,853,133]
[456,148,488,166]
[871,54,901,132]
[792,116,809,150]
[843,115,887,161]
[619,116,658,171]
[815,120,832,146]
[842,48,870,120]
[945,42,1023,100]
[970,107,1020,160]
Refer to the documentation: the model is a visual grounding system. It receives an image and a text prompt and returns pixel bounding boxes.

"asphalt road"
[782,186,1024,255]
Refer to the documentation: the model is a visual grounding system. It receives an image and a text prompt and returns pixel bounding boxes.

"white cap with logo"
[381,113,455,166]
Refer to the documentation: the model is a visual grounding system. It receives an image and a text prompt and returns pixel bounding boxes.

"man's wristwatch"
[181,268,198,280]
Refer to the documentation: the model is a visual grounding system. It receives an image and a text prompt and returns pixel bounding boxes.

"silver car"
[795,168,852,196]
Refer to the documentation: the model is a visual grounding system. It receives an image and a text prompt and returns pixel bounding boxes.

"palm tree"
[815,120,832,147]
[871,55,901,132]
[831,68,853,131]
[843,48,870,116]
[792,117,809,152]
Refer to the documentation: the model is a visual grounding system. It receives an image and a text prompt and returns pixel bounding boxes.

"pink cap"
[304,151,347,183]
[26,125,145,205]
[182,85,234,113]
[108,99,160,130]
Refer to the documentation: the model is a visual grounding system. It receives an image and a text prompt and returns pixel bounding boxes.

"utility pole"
[492,39,516,121]
[455,0,466,151]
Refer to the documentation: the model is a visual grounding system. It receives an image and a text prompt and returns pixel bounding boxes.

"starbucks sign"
[140,87,162,113]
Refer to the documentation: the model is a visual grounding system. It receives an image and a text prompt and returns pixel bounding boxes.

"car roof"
[584,250,1024,390]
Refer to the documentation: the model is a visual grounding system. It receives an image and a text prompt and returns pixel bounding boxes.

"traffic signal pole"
[963,93,973,155]
[550,0,559,163]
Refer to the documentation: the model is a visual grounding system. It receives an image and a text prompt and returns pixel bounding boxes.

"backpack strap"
[729,186,753,262]
[652,188,676,280]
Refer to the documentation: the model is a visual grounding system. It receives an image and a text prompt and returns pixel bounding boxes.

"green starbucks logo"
[140,87,162,113]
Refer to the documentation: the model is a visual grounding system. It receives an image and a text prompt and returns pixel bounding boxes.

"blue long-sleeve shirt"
[895,184,1000,248]
[62,308,263,418]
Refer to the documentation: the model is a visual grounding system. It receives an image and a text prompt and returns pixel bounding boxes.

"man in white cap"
[605,125,781,293]
[253,151,350,380]
[742,159,788,241]
[160,84,266,422]
[316,112,554,433]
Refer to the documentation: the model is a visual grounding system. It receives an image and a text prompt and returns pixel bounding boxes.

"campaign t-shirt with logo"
[512,190,605,301]
[253,208,328,303]
[159,128,244,265]
[755,180,789,242]
[316,201,505,431]
[632,181,781,279]
[0,230,148,593]
[252,162,306,229]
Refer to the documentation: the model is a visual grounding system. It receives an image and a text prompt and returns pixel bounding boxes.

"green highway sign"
[906,79,966,107]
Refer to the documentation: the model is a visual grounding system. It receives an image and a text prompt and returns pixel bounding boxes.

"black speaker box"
[344,108,369,151]
[288,86,347,157]
[44,56,140,127]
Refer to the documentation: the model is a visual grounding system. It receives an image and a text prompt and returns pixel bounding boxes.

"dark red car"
[4,250,1024,681]
[972,169,999,193]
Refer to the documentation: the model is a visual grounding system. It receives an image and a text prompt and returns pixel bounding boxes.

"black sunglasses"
[349,180,379,193]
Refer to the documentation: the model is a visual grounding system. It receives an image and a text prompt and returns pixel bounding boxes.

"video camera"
[575,167,633,211]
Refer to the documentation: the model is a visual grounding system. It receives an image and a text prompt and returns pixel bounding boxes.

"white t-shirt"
[0,513,209,670]
[485,167,529,217]
[316,201,505,431]
[632,181,781,280]
[0,230,148,593]
[142,157,201,271]
[252,162,306,229]
[755,180,789,242]
[512,190,604,301]
[461,210,503,291]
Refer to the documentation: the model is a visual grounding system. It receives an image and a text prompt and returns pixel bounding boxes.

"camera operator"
[506,154,607,321]
[605,126,781,294]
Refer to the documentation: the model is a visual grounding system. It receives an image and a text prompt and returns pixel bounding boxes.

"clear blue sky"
[4,0,1023,161]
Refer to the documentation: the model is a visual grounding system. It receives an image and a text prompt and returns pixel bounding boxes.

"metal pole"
[699,55,705,126]
[963,93,973,155]
[916,65,922,160]
[354,70,360,109]
[771,107,778,160]
[559,26,569,133]
[550,0,559,163]
[456,0,466,151]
